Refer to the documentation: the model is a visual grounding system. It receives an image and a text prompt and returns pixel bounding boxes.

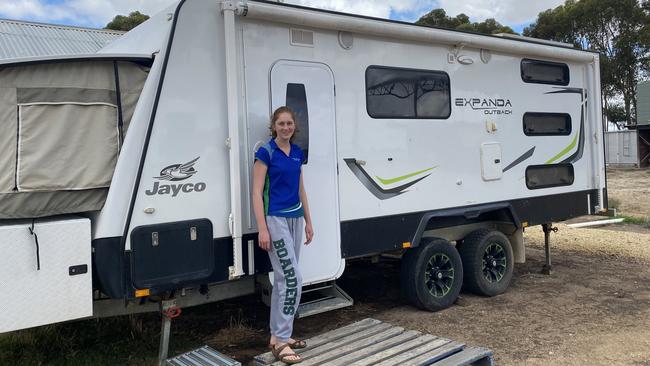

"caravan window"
[523,113,571,136]
[526,164,574,189]
[365,66,451,119]
[285,83,309,164]
[521,59,570,85]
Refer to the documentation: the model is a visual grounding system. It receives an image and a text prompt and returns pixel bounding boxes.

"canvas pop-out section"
[0,60,149,218]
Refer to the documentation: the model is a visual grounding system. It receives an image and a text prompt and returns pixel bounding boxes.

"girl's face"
[273,112,295,141]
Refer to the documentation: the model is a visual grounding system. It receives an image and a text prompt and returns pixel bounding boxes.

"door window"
[286,83,309,163]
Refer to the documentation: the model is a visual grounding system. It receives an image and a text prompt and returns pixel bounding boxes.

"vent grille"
[290,29,314,47]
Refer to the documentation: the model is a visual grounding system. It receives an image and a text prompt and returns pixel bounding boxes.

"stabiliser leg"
[158,300,182,366]
[541,223,557,275]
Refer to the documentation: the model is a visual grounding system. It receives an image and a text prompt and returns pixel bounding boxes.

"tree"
[105,11,150,32]
[605,104,628,129]
[416,9,516,35]
[524,0,650,127]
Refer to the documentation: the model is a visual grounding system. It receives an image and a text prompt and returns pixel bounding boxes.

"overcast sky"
[0,0,565,33]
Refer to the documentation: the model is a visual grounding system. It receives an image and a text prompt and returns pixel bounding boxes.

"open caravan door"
[270,60,344,285]
[0,57,149,332]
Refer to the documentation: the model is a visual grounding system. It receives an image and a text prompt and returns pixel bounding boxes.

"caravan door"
[270,60,343,285]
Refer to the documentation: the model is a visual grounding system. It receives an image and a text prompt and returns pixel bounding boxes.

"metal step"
[297,282,353,318]
[165,345,241,366]
[259,277,354,318]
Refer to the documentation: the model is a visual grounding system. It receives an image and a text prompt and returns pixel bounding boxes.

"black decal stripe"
[544,87,583,95]
[344,158,430,200]
[503,146,535,173]
[545,87,587,164]
[122,0,187,249]
[561,105,586,163]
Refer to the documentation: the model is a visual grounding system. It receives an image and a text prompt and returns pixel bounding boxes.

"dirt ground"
[606,168,650,217]
[196,168,650,366]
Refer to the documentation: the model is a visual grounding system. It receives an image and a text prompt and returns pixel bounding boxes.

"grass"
[604,196,650,227]
[0,315,165,366]
[619,215,650,227]
[0,296,268,365]
[0,313,210,365]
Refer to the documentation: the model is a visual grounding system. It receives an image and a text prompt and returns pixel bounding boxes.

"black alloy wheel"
[401,237,463,311]
[458,229,514,297]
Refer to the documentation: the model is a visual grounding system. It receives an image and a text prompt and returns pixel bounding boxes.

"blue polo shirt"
[255,139,305,217]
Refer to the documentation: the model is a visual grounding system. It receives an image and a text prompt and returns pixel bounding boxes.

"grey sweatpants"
[266,215,304,343]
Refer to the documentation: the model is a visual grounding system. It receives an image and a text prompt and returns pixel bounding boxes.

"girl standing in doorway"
[252,106,314,364]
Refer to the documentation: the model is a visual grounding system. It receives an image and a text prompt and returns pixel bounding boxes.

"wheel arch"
[410,203,522,249]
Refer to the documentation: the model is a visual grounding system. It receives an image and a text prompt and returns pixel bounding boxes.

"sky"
[0,0,566,33]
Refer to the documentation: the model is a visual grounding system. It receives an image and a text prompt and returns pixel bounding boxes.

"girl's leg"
[266,216,303,344]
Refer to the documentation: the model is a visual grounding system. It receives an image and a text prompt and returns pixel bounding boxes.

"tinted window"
[523,113,571,136]
[521,59,569,86]
[366,66,451,119]
[526,164,574,189]
[286,83,309,164]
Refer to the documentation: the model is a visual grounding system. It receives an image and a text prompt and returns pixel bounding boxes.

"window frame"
[525,163,575,190]
[520,58,570,86]
[365,65,452,120]
[523,112,572,136]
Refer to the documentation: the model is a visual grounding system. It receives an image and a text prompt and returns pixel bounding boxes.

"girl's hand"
[304,223,314,245]
[258,229,271,251]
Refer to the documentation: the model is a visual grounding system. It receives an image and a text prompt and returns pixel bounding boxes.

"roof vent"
[290,29,314,47]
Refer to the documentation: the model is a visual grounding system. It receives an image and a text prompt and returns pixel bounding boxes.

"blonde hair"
[269,106,299,142]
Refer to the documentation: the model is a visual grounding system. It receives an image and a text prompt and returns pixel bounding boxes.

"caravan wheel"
[400,238,463,312]
[459,229,514,297]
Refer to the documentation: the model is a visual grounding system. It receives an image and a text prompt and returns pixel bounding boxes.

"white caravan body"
[0,0,606,332]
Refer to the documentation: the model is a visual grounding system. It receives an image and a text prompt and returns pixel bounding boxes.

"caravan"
[0,0,606,334]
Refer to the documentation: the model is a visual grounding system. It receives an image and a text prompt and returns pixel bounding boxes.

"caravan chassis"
[90,188,600,319]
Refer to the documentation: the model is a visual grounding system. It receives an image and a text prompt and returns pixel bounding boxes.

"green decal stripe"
[545,133,578,164]
[375,166,437,185]
[263,174,270,216]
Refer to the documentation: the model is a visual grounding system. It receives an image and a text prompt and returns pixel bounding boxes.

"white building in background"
[0,19,123,60]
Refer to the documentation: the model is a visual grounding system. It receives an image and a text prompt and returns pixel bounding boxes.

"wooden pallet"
[254,318,493,366]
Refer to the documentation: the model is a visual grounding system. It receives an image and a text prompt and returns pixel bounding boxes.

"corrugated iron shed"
[0,18,124,59]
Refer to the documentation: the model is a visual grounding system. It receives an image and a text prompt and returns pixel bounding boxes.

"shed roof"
[0,19,124,60]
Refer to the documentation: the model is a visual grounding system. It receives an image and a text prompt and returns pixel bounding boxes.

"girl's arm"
[252,160,271,251]
[299,170,314,244]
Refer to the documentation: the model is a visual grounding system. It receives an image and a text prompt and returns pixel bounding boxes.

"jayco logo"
[145,157,207,197]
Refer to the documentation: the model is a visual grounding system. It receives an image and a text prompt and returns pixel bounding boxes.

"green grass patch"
[0,296,266,365]
[619,215,650,227]
[0,314,196,366]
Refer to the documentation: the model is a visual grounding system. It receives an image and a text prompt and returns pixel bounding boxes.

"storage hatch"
[0,217,92,333]
[481,142,503,181]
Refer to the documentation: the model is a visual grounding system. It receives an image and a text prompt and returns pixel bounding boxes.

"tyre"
[458,229,514,297]
[401,238,463,311]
